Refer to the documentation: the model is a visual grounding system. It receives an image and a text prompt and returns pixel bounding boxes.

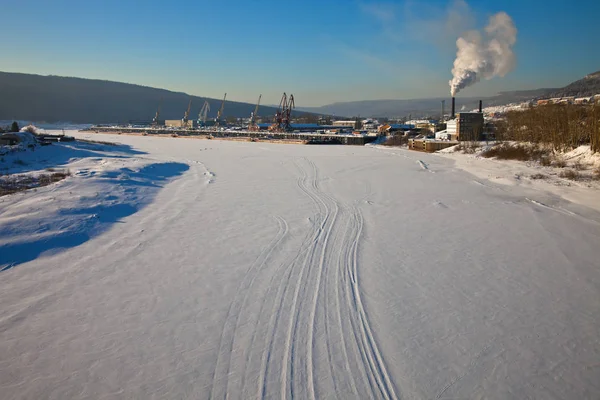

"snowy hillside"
[1,132,600,399]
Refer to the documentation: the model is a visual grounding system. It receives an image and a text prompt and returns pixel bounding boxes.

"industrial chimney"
[451,97,456,119]
[479,100,483,113]
[441,100,445,122]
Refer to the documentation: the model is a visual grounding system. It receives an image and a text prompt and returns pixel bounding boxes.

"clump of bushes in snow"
[480,143,550,161]
[552,157,567,168]
[455,141,481,154]
[0,170,71,197]
[530,173,547,180]
[572,160,588,171]
[559,169,581,181]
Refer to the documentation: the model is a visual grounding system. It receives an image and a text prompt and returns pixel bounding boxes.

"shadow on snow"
[0,162,189,271]
[1,140,147,174]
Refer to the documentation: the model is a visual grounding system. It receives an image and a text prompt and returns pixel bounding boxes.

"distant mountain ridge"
[548,70,600,98]
[298,70,600,117]
[0,72,297,124]
[298,88,558,118]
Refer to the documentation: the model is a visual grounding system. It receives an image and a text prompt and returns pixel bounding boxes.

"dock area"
[83,127,379,146]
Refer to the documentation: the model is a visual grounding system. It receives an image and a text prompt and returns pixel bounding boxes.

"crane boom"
[215,93,227,127]
[253,94,262,119]
[198,101,210,126]
[250,94,262,125]
[182,99,192,127]
[283,94,295,131]
[152,98,162,126]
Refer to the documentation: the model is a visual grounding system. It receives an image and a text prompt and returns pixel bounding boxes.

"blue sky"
[2,0,599,106]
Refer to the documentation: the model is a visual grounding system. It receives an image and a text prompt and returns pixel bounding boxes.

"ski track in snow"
[207,157,397,400]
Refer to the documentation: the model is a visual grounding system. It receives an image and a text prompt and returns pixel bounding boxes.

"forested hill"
[548,70,600,98]
[0,72,288,123]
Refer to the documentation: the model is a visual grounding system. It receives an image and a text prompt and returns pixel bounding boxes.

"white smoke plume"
[449,11,517,96]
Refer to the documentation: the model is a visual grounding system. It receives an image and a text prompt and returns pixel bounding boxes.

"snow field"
[1,132,599,399]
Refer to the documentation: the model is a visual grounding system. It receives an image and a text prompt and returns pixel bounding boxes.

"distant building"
[332,120,356,127]
[520,101,534,108]
[0,133,22,146]
[362,119,380,130]
[165,120,196,128]
[434,130,451,140]
[406,119,438,133]
[455,112,484,141]
[378,124,415,134]
[574,97,593,104]
[445,113,484,141]
[446,119,457,140]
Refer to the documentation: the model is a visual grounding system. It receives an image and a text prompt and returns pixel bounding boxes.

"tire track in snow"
[209,215,288,400]
[254,223,322,399]
[255,160,334,399]
[287,158,340,400]
[346,206,398,400]
[209,157,399,399]
[280,158,329,400]
[288,158,398,400]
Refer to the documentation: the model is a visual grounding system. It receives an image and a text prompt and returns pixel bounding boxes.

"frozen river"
[1,133,599,399]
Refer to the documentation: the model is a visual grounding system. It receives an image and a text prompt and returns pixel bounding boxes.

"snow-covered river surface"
[1,133,599,399]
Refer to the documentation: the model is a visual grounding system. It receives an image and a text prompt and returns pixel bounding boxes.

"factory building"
[165,120,196,128]
[378,124,415,134]
[455,112,484,141]
[436,98,484,141]
[332,120,356,127]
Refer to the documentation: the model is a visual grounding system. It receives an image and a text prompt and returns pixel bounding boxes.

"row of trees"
[0,121,19,133]
[496,103,600,153]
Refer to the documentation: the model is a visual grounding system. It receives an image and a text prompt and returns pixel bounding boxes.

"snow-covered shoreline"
[435,143,600,212]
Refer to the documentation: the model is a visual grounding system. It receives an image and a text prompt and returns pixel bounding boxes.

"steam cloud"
[449,11,517,96]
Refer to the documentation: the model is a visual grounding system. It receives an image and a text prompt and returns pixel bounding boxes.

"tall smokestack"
[441,100,445,122]
[479,100,483,113]
[451,97,456,119]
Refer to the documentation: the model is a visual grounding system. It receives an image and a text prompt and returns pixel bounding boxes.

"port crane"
[182,99,192,127]
[283,94,295,131]
[214,93,227,128]
[152,99,162,126]
[248,94,262,131]
[270,93,294,132]
[197,100,210,127]
[270,93,287,131]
